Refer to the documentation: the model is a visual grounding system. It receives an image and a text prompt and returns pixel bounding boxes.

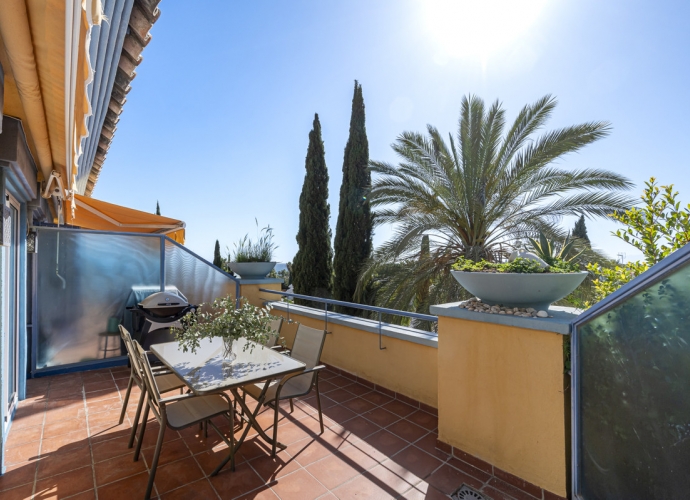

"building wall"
[0,198,28,474]
[0,117,39,474]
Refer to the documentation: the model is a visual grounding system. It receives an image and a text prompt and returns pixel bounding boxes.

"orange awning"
[66,194,185,243]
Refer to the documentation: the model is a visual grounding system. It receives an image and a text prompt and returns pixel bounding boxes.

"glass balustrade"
[574,252,690,499]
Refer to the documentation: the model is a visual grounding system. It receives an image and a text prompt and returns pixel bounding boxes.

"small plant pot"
[228,262,276,279]
[451,270,588,310]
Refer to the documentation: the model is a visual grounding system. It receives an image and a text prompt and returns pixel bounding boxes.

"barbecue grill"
[139,291,191,317]
[128,291,197,351]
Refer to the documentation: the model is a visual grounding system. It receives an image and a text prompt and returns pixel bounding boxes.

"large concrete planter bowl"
[451,270,588,311]
[227,262,276,279]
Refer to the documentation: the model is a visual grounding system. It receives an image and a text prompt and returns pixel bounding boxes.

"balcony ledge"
[237,277,283,285]
[269,302,438,348]
[430,302,580,335]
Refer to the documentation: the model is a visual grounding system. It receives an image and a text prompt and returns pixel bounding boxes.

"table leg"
[233,387,287,450]
[210,382,286,476]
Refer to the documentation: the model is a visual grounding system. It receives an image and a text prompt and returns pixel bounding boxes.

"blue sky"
[95,0,690,264]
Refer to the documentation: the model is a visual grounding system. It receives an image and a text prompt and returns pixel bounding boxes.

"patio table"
[150,337,305,475]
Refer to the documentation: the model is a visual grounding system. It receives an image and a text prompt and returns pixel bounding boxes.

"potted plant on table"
[174,297,275,362]
[227,220,279,279]
[450,232,588,313]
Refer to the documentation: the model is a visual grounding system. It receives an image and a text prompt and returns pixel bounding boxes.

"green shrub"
[588,178,690,305]
[452,257,579,274]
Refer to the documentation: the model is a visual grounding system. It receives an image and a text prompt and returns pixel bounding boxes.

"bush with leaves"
[588,178,690,304]
[452,256,579,274]
[613,179,690,264]
[174,297,275,354]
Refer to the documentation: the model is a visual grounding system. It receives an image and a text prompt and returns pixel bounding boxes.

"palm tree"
[358,94,635,311]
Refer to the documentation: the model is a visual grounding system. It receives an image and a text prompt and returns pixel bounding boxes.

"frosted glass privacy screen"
[35,229,160,369]
[576,262,690,498]
[164,239,237,308]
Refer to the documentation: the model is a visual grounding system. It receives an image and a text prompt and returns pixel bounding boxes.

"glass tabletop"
[150,337,305,394]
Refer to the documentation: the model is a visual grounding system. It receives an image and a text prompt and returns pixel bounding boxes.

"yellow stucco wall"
[238,282,282,307]
[437,316,567,496]
[273,309,438,408]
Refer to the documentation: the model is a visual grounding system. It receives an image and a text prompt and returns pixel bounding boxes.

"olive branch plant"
[174,297,277,354]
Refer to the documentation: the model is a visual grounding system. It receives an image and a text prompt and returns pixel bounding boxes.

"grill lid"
[138,291,189,310]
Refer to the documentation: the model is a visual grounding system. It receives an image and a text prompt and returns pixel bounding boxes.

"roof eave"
[82,0,162,197]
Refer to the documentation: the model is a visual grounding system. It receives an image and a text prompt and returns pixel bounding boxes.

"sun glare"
[422,0,548,63]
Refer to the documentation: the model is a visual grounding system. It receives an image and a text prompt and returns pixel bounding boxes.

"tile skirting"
[434,439,567,500]
[322,363,438,417]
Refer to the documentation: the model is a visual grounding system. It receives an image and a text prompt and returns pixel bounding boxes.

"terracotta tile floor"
[1,367,533,500]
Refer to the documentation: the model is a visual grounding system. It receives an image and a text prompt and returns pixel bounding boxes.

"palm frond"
[361,94,633,317]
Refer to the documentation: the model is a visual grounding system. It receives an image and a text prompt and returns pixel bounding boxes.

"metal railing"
[259,288,437,350]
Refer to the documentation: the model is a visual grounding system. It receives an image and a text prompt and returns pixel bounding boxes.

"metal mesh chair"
[265,316,283,348]
[118,326,186,448]
[241,324,327,456]
[131,340,235,500]
[233,316,285,419]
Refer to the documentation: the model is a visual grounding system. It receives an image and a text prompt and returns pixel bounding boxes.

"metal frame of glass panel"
[4,194,21,430]
[571,243,690,499]
[31,227,240,376]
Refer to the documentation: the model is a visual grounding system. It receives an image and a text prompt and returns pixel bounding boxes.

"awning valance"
[66,194,185,243]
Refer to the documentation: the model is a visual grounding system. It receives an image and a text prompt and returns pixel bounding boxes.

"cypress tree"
[333,81,372,313]
[573,215,590,246]
[213,240,223,268]
[293,114,333,301]
[156,201,161,216]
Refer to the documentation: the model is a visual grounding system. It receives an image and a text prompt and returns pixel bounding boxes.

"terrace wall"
[269,303,438,409]
[432,303,576,499]
[237,279,283,307]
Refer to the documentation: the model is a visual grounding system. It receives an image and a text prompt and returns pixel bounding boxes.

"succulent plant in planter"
[451,246,587,311]
[174,297,276,362]
[527,231,583,266]
[227,220,279,279]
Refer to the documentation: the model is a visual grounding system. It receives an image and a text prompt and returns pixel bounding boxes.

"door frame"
[3,193,21,429]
